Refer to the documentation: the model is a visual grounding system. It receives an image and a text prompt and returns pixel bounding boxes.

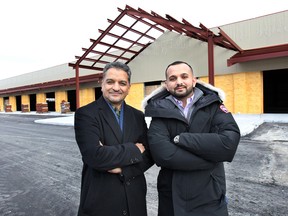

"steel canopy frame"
[69,5,242,108]
[228,43,288,66]
[1,6,286,100]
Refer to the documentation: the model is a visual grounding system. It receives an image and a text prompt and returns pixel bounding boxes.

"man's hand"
[108,167,122,174]
[135,143,145,153]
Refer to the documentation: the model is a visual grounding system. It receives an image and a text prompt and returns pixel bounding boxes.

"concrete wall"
[215,10,288,49]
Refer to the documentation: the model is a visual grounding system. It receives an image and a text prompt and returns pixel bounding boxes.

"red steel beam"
[0,73,103,96]
[228,43,288,66]
[98,30,146,47]
[95,41,139,54]
[107,19,157,40]
[69,63,104,71]
[217,28,243,52]
[75,56,109,64]
[120,7,165,32]
[91,17,142,67]
[208,32,215,86]
[73,10,127,67]
[126,5,206,36]
[81,48,130,61]
[75,65,80,109]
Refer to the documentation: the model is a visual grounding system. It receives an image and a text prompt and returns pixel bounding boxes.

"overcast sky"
[1,0,287,80]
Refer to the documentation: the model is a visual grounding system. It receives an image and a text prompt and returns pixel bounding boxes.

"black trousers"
[157,169,174,216]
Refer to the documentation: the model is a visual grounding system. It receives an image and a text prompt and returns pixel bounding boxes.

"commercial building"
[0,6,287,114]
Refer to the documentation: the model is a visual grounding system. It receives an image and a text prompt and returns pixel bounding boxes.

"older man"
[75,62,153,216]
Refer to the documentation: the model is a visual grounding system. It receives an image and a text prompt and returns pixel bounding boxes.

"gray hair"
[103,62,132,83]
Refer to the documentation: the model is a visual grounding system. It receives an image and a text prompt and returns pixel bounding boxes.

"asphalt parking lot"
[0,114,287,216]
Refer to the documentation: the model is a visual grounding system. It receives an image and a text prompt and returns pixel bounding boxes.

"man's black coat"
[74,96,153,216]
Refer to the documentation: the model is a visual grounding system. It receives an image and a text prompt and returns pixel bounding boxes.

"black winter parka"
[144,81,240,216]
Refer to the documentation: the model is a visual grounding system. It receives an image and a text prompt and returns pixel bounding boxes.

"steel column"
[208,32,214,86]
[75,65,80,109]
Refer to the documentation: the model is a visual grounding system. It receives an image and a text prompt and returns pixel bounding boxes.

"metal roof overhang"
[227,43,288,66]
[0,73,102,95]
[69,6,240,71]
[68,5,241,108]
[3,5,285,100]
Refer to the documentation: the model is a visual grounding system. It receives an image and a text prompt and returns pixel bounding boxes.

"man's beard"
[171,85,194,99]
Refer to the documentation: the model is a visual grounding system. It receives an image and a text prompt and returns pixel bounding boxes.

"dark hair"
[165,61,194,78]
[103,62,132,83]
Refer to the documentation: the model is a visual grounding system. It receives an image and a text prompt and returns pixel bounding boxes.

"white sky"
[1,0,287,80]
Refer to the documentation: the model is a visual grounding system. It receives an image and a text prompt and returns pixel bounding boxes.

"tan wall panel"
[233,73,248,113]
[215,75,234,112]
[21,95,30,112]
[9,96,16,112]
[80,88,95,107]
[36,93,46,104]
[21,95,30,105]
[199,76,235,112]
[55,91,68,113]
[245,72,263,113]
[126,83,144,111]
[0,97,3,111]
[232,72,263,114]
[199,77,208,83]
[199,72,263,114]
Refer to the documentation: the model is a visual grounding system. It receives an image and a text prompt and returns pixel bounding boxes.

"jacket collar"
[142,79,225,110]
[98,96,123,143]
[97,96,136,143]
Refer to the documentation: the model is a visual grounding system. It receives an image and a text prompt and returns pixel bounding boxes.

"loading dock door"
[263,69,288,113]
[16,95,21,111]
[67,90,76,111]
[46,92,56,111]
[29,94,36,111]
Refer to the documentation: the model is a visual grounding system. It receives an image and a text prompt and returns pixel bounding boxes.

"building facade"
[0,9,287,114]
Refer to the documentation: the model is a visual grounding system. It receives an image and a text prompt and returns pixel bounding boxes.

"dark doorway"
[3,97,9,105]
[263,69,288,113]
[46,92,55,111]
[3,97,9,111]
[95,87,102,100]
[29,94,36,111]
[16,95,21,111]
[67,90,76,112]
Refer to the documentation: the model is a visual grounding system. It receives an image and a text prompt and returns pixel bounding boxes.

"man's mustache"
[175,84,186,88]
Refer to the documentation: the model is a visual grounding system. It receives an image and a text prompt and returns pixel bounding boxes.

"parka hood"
[142,79,225,110]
